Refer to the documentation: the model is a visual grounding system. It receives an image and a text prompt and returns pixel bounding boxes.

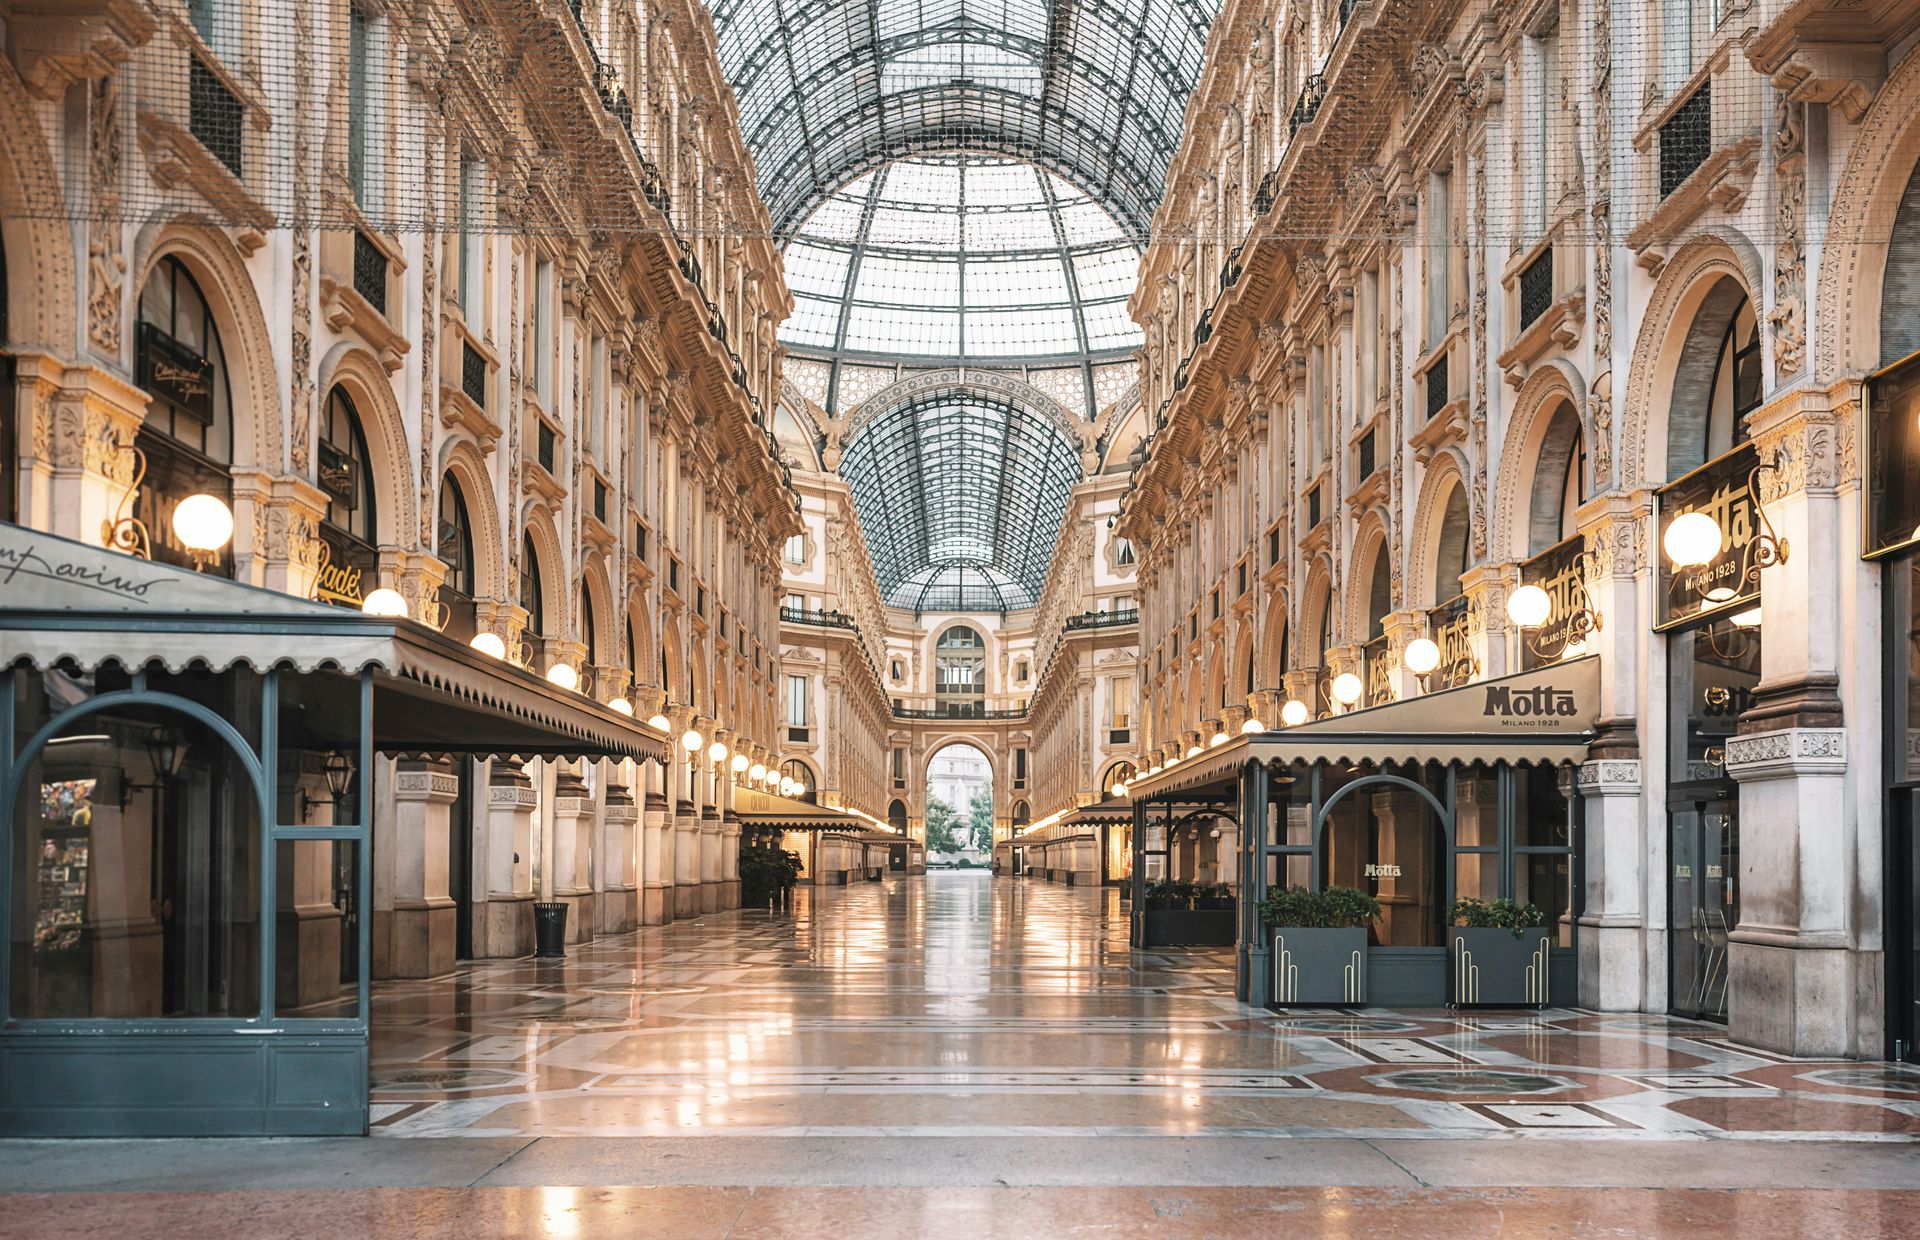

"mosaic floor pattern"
[371,872,1920,1141]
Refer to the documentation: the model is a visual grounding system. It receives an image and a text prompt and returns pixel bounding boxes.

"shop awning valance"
[734,786,869,831]
[0,525,668,763]
[1128,657,1602,800]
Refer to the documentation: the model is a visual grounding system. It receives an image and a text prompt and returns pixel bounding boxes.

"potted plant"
[1139,879,1236,945]
[741,845,804,910]
[1448,897,1554,1006]
[1260,886,1380,1006]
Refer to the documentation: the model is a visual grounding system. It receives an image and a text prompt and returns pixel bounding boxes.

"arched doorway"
[924,741,992,856]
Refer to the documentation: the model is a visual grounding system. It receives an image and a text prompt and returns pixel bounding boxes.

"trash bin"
[534,901,568,958]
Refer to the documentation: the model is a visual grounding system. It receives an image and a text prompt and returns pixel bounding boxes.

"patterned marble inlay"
[365,873,1920,1141]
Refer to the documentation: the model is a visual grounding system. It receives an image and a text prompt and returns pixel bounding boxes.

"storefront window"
[10,700,261,1020]
[1515,765,1576,947]
[520,532,544,638]
[1319,764,1446,947]
[1868,350,1920,558]
[1667,615,1756,1020]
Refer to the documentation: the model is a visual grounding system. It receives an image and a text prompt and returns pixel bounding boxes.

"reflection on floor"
[370,873,1920,1140]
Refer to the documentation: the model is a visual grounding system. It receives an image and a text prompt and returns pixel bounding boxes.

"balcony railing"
[1288,75,1327,137]
[352,231,386,315]
[536,422,556,475]
[892,705,1029,720]
[1660,81,1712,198]
[1518,248,1554,330]
[189,55,243,179]
[780,606,857,630]
[1066,609,1140,631]
[461,339,487,407]
[1423,351,1450,420]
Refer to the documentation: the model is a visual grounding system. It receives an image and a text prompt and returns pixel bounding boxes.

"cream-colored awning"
[1126,657,1601,800]
[0,525,668,763]
[733,786,867,830]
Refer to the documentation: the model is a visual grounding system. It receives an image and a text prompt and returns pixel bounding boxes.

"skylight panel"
[1072,247,1141,300]
[1080,300,1145,351]
[854,254,961,308]
[843,306,961,355]
[964,256,1071,307]
[966,308,1080,356]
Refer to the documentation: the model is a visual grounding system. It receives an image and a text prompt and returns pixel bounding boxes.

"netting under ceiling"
[780,154,1143,364]
[837,388,1082,613]
[707,0,1219,246]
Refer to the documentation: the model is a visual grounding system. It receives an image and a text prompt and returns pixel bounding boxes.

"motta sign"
[1483,683,1580,720]
[1658,442,1760,624]
[1364,863,1402,879]
[1519,535,1590,669]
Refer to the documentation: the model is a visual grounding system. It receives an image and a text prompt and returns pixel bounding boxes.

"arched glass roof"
[779,155,1143,364]
[838,388,1082,612]
[707,0,1221,244]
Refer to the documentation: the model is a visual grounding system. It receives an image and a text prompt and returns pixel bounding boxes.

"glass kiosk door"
[1669,795,1738,1021]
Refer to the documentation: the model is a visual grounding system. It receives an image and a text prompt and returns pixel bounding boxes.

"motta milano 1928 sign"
[1657,442,1760,625]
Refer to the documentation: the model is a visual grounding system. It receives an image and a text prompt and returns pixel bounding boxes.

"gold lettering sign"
[1519,535,1591,669]
[1658,442,1762,624]
[1430,596,1476,690]
[310,537,365,608]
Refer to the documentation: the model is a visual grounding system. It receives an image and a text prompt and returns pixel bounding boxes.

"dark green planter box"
[1450,927,1556,1006]
[1141,907,1236,946]
[1270,928,1369,1005]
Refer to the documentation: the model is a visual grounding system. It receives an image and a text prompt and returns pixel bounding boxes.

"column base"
[557,891,595,944]
[386,901,457,979]
[1728,937,1854,1058]
[599,885,637,934]
[673,883,700,919]
[641,883,673,926]
[699,881,720,914]
[1577,919,1647,1011]
[476,894,536,958]
[720,879,740,910]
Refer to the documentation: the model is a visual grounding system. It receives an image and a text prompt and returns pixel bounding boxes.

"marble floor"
[9,872,1920,1236]
[368,871,1920,1142]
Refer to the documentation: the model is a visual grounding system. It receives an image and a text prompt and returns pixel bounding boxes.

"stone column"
[601,778,638,932]
[673,711,702,919]
[387,759,458,979]
[231,472,330,597]
[1721,402,1860,1057]
[641,758,673,926]
[699,795,723,914]
[1382,610,1426,701]
[478,763,537,957]
[551,765,595,944]
[721,810,742,909]
[32,359,148,550]
[1461,562,1520,682]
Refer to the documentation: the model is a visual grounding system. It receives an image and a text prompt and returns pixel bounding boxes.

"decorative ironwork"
[1356,427,1377,481]
[188,55,243,179]
[353,230,386,315]
[1660,81,1712,198]
[892,705,1028,720]
[536,421,556,475]
[1519,248,1554,330]
[1288,75,1327,137]
[461,339,487,407]
[781,606,858,629]
[1424,351,1450,420]
[592,476,608,524]
[100,440,150,559]
[1065,609,1140,631]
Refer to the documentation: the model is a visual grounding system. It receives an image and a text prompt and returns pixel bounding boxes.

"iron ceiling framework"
[838,387,1084,613]
[708,0,1221,248]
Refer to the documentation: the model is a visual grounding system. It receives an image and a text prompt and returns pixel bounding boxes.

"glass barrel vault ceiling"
[838,391,1082,612]
[780,156,1143,363]
[707,0,1221,245]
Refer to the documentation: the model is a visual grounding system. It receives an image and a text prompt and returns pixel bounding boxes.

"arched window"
[1527,403,1587,556]
[319,387,375,545]
[1434,482,1470,605]
[934,624,987,715]
[1705,296,1761,460]
[520,532,544,637]
[136,256,234,574]
[1103,761,1137,797]
[1366,551,1391,640]
[579,582,596,667]
[780,759,816,804]
[437,476,475,596]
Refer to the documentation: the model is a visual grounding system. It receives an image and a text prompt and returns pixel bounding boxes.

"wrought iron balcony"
[1065,609,1140,631]
[780,606,858,630]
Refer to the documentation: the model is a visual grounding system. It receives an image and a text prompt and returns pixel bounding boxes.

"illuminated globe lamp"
[1185,743,1202,758]
[749,762,768,783]
[1280,698,1310,727]
[680,728,704,754]
[1241,716,1266,734]
[731,752,750,774]
[470,631,508,659]
[1331,672,1364,710]
[171,493,234,571]
[545,662,580,692]
[1506,583,1552,630]
[1112,781,1129,799]
[1663,510,1723,570]
[1208,726,1230,748]
[708,739,728,764]
[608,697,634,716]
[646,712,672,732]
[361,587,409,619]
[1401,637,1439,696]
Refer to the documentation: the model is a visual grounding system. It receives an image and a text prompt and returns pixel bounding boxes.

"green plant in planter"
[1257,885,1381,929]
[1448,896,1548,938]
[740,845,805,907]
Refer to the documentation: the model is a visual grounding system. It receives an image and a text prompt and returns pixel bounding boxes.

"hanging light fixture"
[171,493,234,571]
[647,712,672,731]
[708,739,728,763]
[749,762,767,782]
[1331,672,1363,708]
[1280,699,1309,727]
[681,728,704,753]
[731,752,750,774]
[1506,584,1552,630]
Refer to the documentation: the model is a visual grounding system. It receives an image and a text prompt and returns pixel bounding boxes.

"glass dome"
[779,155,1144,364]
[890,563,1035,614]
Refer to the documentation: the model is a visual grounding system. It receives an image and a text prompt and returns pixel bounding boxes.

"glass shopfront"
[1869,349,1920,1062]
